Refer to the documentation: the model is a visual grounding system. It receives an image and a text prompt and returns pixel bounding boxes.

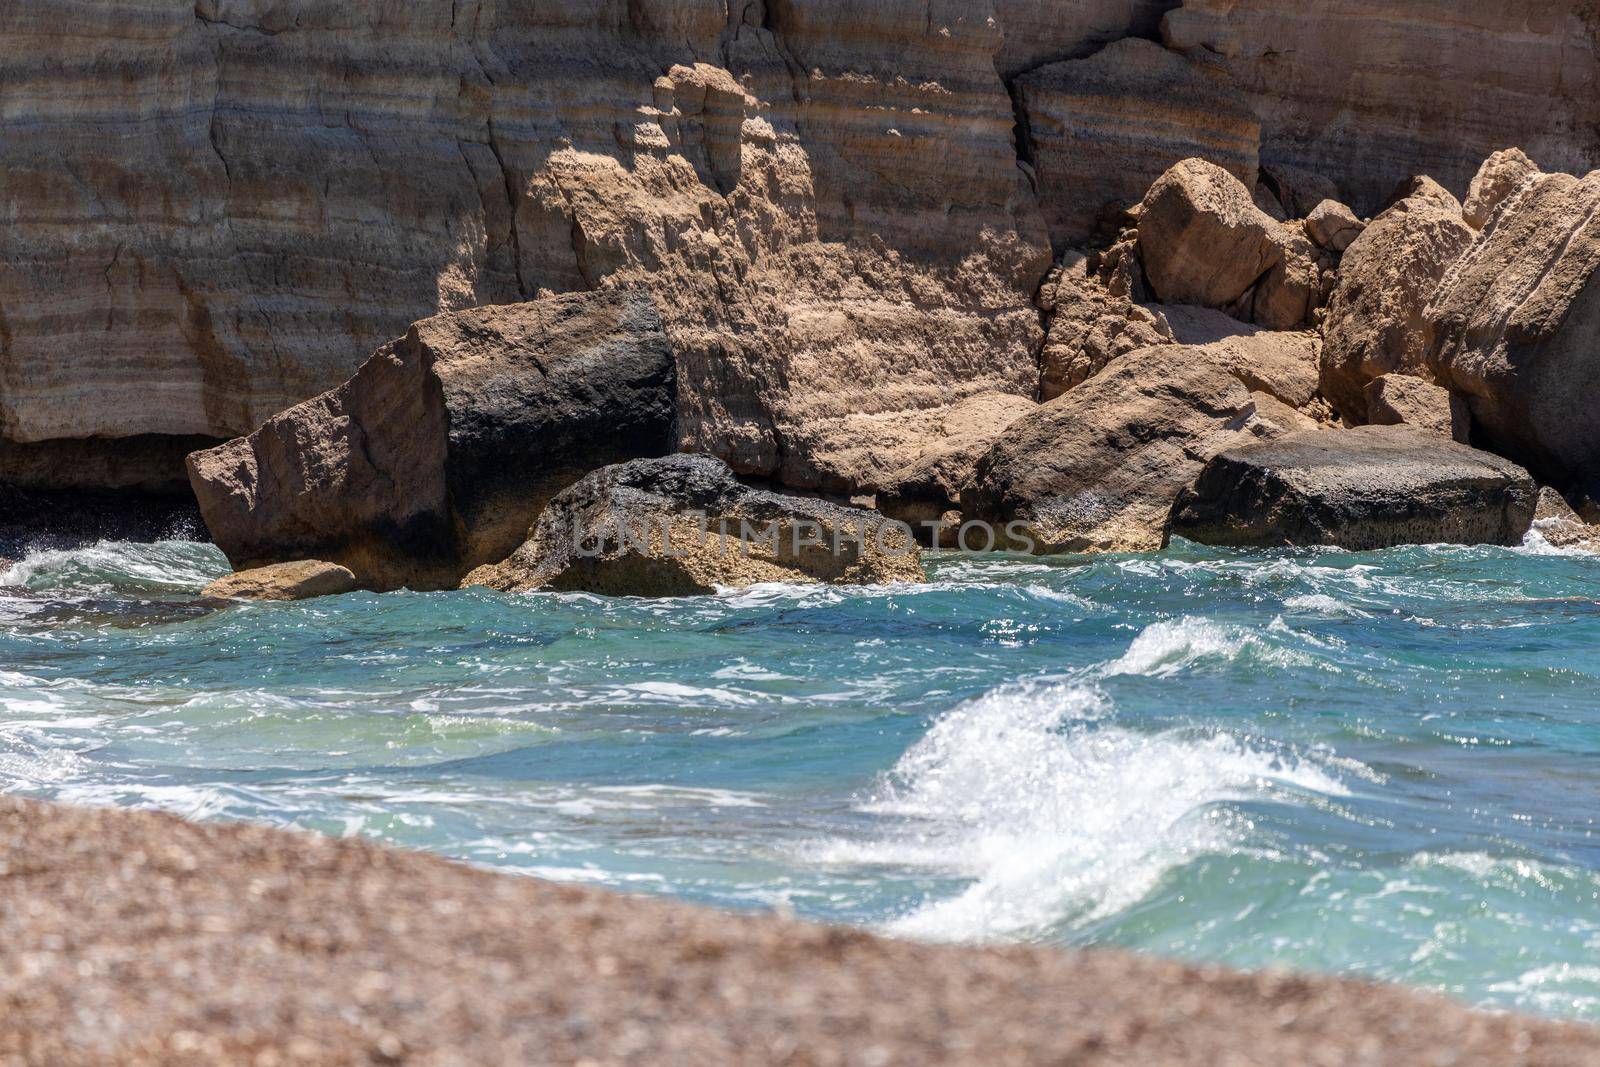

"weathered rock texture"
[963,344,1284,553]
[7,796,1599,1066]
[1533,487,1600,551]
[1038,255,1174,400]
[465,453,923,595]
[201,561,359,602]
[189,293,676,591]
[1427,169,1600,497]
[0,0,1065,498]
[1463,149,1543,230]
[1161,2,1600,214]
[1016,38,1260,248]
[1136,160,1321,330]
[876,392,1036,534]
[1319,191,1477,423]
[1364,374,1461,439]
[1169,426,1538,550]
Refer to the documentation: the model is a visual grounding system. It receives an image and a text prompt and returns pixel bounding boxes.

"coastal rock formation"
[1161,2,1600,213]
[189,293,676,592]
[1427,168,1600,497]
[1260,164,1342,219]
[0,0,1052,499]
[1532,487,1600,551]
[1169,426,1538,550]
[465,454,923,595]
[1463,149,1543,229]
[1319,190,1477,422]
[1364,375,1461,439]
[1135,160,1321,330]
[876,392,1037,538]
[1038,255,1174,400]
[201,561,359,603]
[1015,38,1260,247]
[963,345,1281,554]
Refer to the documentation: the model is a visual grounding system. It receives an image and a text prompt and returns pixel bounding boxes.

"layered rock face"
[1427,169,1600,497]
[1169,426,1538,550]
[0,0,1056,498]
[189,292,676,591]
[1162,1,1600,213]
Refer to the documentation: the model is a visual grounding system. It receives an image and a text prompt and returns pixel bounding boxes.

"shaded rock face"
[1364,374,1461,440]
[1135,160,1321,330]
[876,392,1036,537]
[201,561,359,603]
[1426,169,1600,498]
[1319,192,1477,423]
[1169,426,1538,551]
[465,454,923,595]
[1162,1,1600,214]
[1015,38,1260,248]
[962,345,1282,554]
[0,0,1060,498]
[189,292,676,592]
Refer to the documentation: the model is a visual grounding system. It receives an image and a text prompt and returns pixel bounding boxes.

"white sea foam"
[1,540,227,593]
[816,675,1348,943]
[1100,616,1318,678]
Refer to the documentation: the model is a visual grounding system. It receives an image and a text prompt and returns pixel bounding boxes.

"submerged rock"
[1319,190,1477,422]
[1427,168,1600,499]
[1169,426,1537,550]
[188,292,676,592]
[201,561,359,602]
[962,345,1282,554]
[464,455,923,596]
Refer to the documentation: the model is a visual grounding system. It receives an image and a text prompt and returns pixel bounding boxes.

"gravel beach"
[0,797,1595,1065]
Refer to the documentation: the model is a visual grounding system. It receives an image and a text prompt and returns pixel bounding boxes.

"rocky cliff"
[4,0,1598,499]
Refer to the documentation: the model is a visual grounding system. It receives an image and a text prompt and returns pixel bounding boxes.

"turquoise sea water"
[3,536,1600,1019]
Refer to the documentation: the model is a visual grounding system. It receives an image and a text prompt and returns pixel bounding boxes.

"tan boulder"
[1038,257,1174,400]
[1427,169,1600,498]
[465,454,923,596]
[1384,176,1463,214]
[1319,192,1477,422]
[1463,149,1542,229]
[1136,159,1321,330]
[1304,200,1365,253]
[1363,375,1463,440]
[189,292,677,592]
[876,393,1037,537]
[1160,309,1321,409]
[1015,38,1260,247]
[201,561,358,603]
[961,345,1284,554]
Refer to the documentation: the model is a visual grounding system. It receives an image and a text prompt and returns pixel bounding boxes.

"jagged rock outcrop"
[0,0,1054,498]
[1463,149,1543,229]
[876,392,1036,538]
[962,344,1287,553]
[1135,160,1322,330]
[1532,487,1600,551]
[188,292,676,592]
[1169,426,1538,550]
[1015,38,1260,247]
[464,453,923,595]
[1037,254,1174,400]
[1162,1,1600,214]
[1318,190,1477,423]
[1364,375,1461,439]
[201,561,359,603]
[1427,168,1600,498]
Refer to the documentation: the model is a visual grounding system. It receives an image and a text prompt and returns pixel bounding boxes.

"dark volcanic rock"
[465,454,923,596]
[1169,426,1537,550]
[188,292,676,592]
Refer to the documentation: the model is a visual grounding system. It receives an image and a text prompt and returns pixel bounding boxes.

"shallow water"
[3,537,1600,1019]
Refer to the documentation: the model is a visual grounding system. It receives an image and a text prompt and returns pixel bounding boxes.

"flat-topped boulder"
[188,292,677,592]
[1169,426,1537,551]
[201,560,359,603]
[464,454,923,596]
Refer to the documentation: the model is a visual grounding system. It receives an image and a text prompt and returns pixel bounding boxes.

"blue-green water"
[3,538,1600,1019]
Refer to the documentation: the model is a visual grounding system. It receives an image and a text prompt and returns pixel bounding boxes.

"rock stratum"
[5,0,1599,502]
